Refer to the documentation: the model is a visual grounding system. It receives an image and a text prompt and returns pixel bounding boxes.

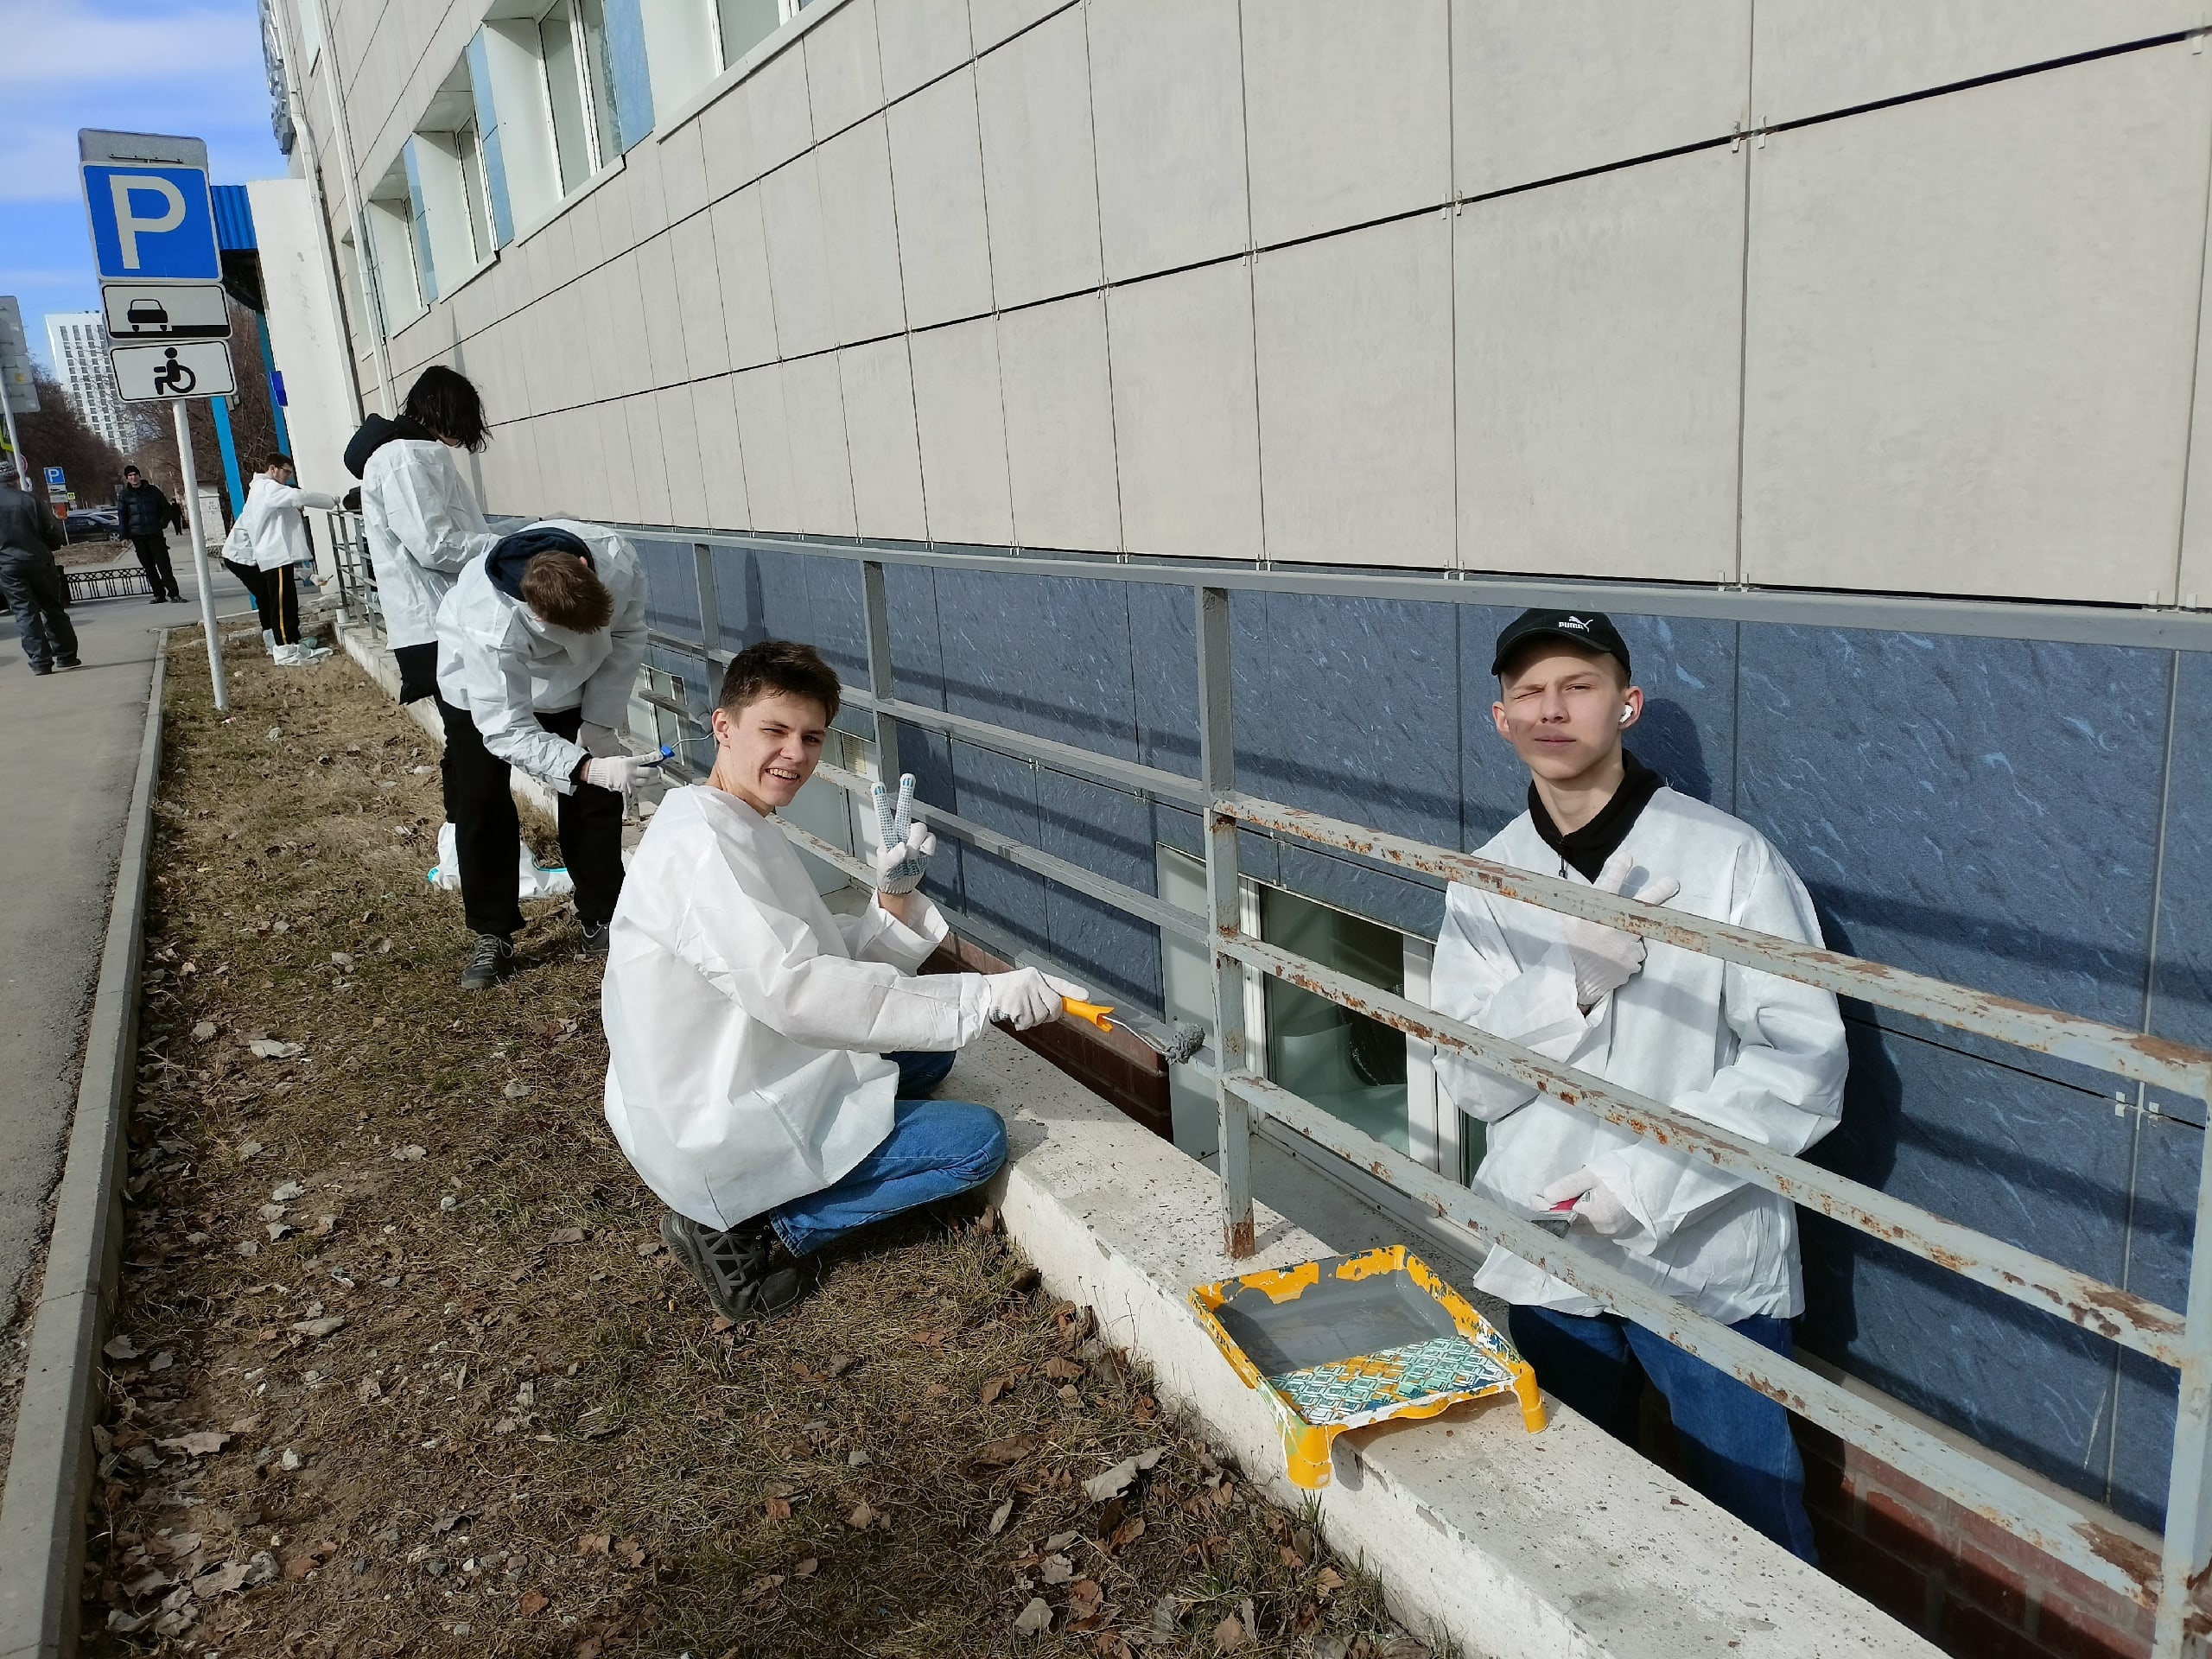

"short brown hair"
[520,550,614,632]
[263,453,294,473]
[719,640,841,724]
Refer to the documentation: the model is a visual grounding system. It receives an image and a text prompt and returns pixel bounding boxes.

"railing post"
[694,542,720,655]
[2153,1088,2212,1657]
[1197,585,1255,1257]
[862,560,902,784]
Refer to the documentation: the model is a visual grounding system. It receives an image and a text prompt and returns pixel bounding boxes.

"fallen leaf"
[988,1497,1014,1535]
[1315,1567,1344,1598]
[1213,1612,1249,1651]
[976,1433,1042,1468]
[1014,1597,1052,1637]
[614,1538,646,1568]
[156,1432,231,1459]
[1110,1516,1146,1551]
[191,1021,217,1041]
[1084,1459,1140,1503]
[290,1316,345,1338]
[1044,1357,1084,1382]
[249,1039,303,1060]
[981,1372,1014,1406]
[236,1141,263,1162]
[575,1535,610,1556]
[1039,1554,1074,1585]
[392,1145,426,1161]
[792,1556,817,1577]
[846,1502,877,1530]
[742,1573,784,1602]
[103,1335,140,1361]
[1067,1578,1104,1622]
[503,1081,531,1099]
[548,1227,584,1245]
[765,1496,791,1521]
[519,1591,549,1616]
[270,1181,306,1202]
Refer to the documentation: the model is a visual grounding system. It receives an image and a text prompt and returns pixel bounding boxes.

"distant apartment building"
[44,313,130,454]
[263,8,2212,1655]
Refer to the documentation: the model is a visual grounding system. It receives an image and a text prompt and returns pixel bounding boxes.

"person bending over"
[238,454,338,664]
[603,640,1083,1322]
[434,520,656,988]
[1432,607,1847,1561]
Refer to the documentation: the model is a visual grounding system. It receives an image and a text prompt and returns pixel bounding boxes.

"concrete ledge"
[0,645,167,1659]
[951,1031,1940,1659]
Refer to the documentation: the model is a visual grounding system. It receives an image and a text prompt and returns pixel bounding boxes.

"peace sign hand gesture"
[871,773,935,895]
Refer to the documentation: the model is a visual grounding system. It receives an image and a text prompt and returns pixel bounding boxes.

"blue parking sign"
[82,164,219,280]
[43,467,63,488]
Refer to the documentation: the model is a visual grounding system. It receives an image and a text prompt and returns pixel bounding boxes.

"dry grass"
[84,635,1441,1659]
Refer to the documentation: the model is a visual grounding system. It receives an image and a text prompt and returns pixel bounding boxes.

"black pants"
[224,558,266,623]
[131,534,180,599]
[437,698,623,938]
[264,565,301,644]
[0,550,79,671]
[392,641,440,704]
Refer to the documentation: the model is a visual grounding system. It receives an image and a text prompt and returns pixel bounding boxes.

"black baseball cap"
[1491,607,1631,677]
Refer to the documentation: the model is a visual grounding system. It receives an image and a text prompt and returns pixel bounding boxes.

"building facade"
[43,313,130,454]
[270,4,2212,1654]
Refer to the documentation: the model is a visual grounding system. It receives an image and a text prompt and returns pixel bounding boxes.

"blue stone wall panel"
[635,537,701,639]
[950,740,1046,955]
[935,569,1140,762]
[2151,651,2212,1062]
[2105,1115,2198,1526]
[1129,582,1200,779]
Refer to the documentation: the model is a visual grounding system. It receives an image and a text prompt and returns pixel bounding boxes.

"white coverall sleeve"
[579,564,649,729]
[682,844,992,1052]
[1583,842,1847,1253]
[835,891,950,974]
[383,450,497,573]
[1432,883,1590,1122]
[457,625,589,793]
[295,489,340,511]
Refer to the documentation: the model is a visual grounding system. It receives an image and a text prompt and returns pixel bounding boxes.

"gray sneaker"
[660,1211,806,1323]
[460,932,516,989]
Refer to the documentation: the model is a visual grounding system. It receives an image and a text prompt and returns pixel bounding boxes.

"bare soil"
[84,635,1440,1659]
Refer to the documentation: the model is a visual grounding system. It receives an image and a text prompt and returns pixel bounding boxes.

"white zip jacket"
[360,438,497,649]
[433,518,648,794]
[603,785,996,1228]
[240,473,338,570]
[1433,787,1847,1323]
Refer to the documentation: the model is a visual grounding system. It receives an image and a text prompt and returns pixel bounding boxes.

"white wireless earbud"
[1619,707,1633,725]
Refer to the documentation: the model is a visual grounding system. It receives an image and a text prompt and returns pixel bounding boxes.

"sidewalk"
[0,534,251,1451]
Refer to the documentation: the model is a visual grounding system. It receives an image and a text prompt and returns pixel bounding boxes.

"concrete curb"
[0,640,167,1659]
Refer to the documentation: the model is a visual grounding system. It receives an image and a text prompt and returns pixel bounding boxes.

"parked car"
[65,506,121,543]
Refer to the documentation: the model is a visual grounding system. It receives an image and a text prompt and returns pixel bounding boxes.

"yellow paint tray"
[1188,1244,1546,1489]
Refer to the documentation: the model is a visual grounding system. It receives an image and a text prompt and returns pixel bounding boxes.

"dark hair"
[124,466,141,478]
[719,640,841,725]
[404,365,488,452]
[264,453,294,474]
[520,551,614,632]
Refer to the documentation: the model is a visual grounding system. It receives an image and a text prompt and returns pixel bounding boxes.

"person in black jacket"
[115,467,183,603]
[0,462,79,674]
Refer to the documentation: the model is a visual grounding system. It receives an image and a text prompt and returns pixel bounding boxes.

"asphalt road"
[0,535,252,1340]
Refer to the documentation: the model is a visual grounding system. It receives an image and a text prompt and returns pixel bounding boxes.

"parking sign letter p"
[108,175,187,270]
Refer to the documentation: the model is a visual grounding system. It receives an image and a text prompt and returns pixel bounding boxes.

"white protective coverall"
[240,473,339,570]
[603,784,995,1230]
[359,439,497,649]
[1433,787,1847,1324]
[433,519,647,795]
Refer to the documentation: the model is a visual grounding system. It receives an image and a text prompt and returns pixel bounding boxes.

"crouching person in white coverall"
[602,640,1084,1323]
[1434,607,1847,1562]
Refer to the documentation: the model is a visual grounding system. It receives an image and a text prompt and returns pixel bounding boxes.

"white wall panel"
[671,212,732,377]
[604,251,654,397]
[970,0,1064,54]
[816,116,907,345]
[658,383,709,528]
[600,395,642,523]
[999,293,1120,551]
[975,8,1103,308]
[1243,0,1450,247]
[709,185,780,368]
[700,85,760,200]
[1087,0,1249,283]
[876,0,970,101]
[781,352,858,536]
[695,375,751,527]
[661,120,712,225]
[636,233,690,387]
[732,362,798,530]
[1452,1,1748,196]
[839,337,930,539]
[629,392,674,524]
[887,68,995,327]
[760,152,836,357]
[804,0,886,137]
[580,265,625,404]
[1752,1,2200,125]
[910,316,1014,543]
[749,46,816,174]
[1459,146,1745,583]
[1257,213,1453,567]
[1741,46,2212,602]
[1106,260,1262,560]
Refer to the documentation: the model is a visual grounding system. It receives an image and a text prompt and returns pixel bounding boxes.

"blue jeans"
[768,1052,1003,1256]
[1510,1304,1818,1563]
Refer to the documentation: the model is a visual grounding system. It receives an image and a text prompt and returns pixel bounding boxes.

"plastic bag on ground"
[427,821,574,899]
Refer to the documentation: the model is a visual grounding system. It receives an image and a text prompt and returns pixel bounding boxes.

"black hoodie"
[343,411,435,479]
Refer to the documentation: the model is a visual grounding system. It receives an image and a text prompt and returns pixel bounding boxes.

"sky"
[0,0,292,369]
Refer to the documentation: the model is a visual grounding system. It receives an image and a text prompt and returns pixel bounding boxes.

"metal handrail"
[625,540,2212,1651]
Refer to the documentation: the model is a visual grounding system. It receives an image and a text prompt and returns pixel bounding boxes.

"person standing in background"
[238,454,337,666]
[346,366,498,707]
[0,461,80,676]
[114,466,183,604]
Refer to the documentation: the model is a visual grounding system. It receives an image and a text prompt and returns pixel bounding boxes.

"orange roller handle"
[1062,998,1116,1032]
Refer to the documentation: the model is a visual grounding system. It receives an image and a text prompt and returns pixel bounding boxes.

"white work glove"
[582,753,664,793]
[1536,1166,1640,1239]
[985,969,1089,1031]
[580,720,628,758]
[1561,850,1680,1008]
[872,773,932,894]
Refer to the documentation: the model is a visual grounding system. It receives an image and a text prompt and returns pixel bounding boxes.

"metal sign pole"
[0,397,24,491]
[173,398,226,712]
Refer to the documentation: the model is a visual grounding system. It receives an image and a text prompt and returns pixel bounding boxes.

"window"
[714,0,779,67]
[575,0,624,169]
[537,0,620,194]
[456,119,493,264]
